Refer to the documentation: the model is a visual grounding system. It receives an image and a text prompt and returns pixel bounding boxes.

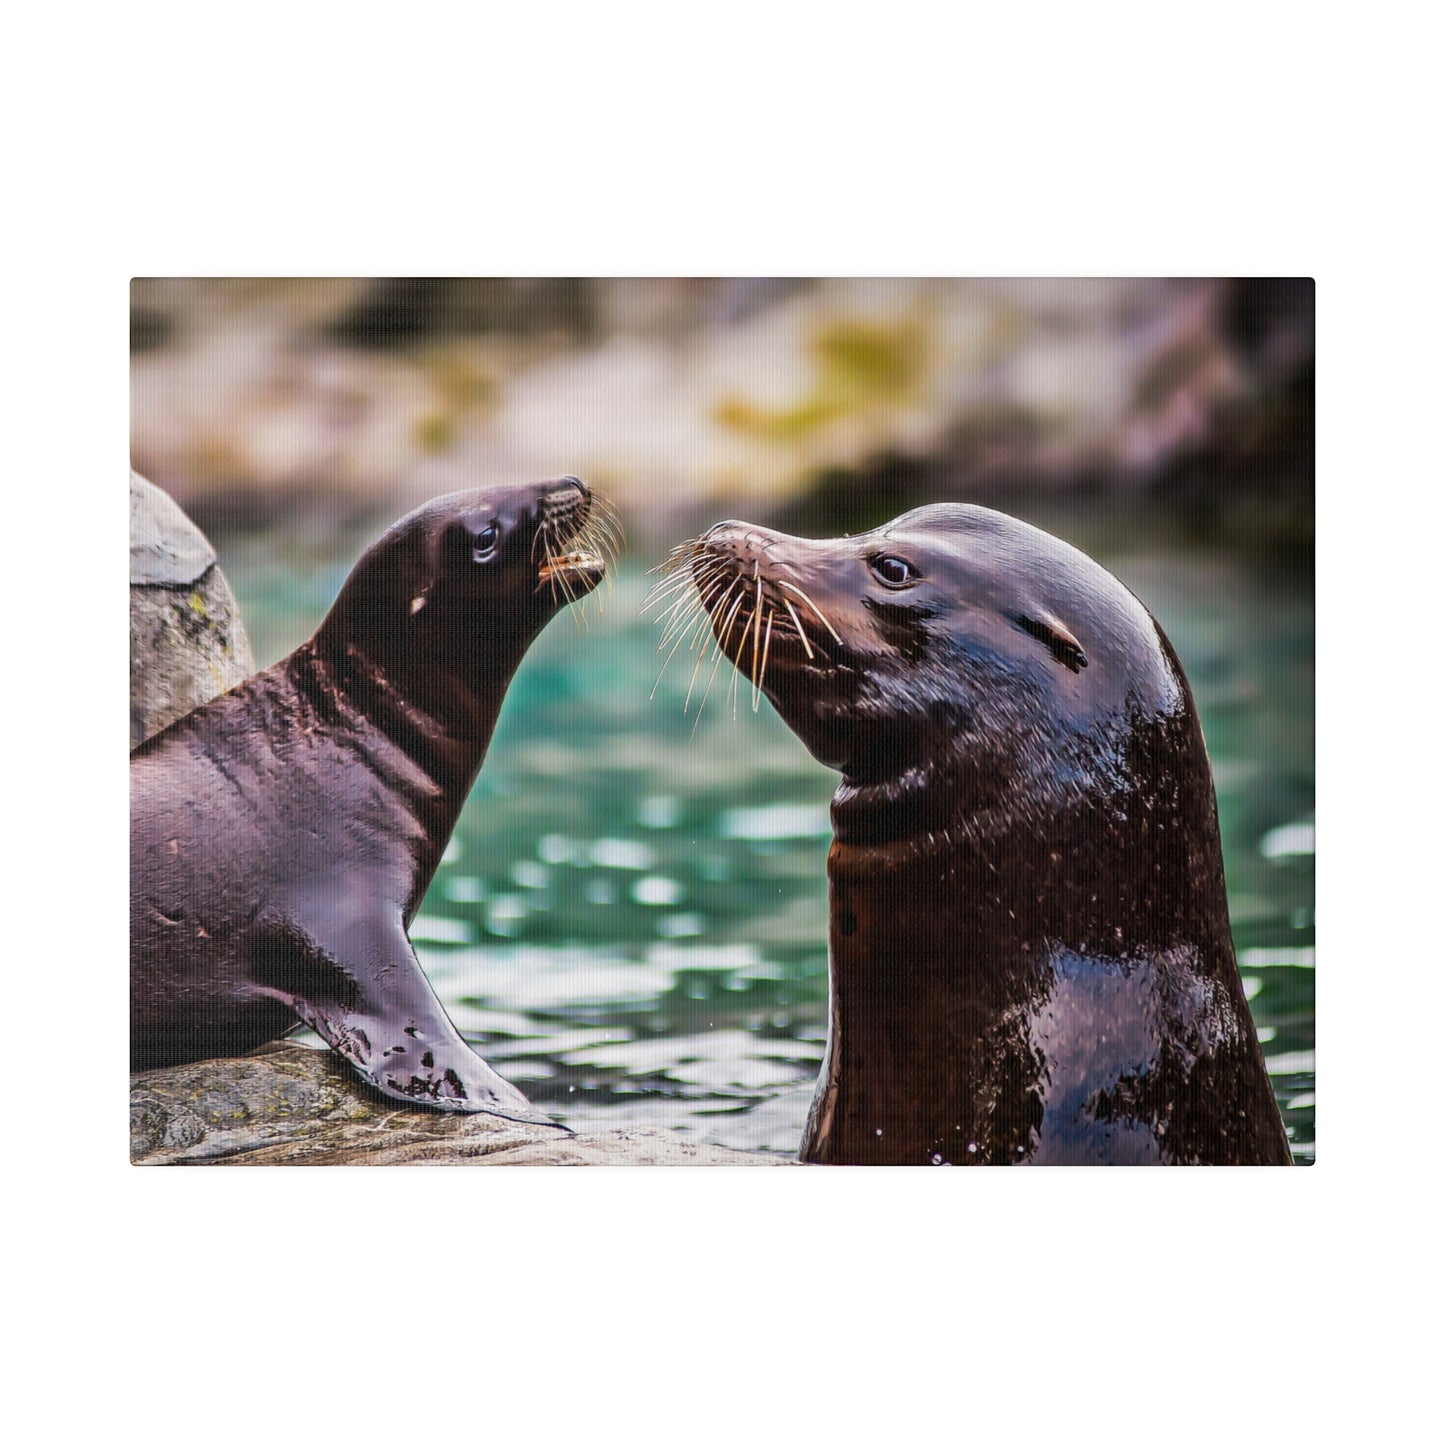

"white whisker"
[652,606,701,698]
[777,579,842,644]
[689,585,743,714]
[782,597,814,659]
[750,577,763,710]
[754,609,775,712]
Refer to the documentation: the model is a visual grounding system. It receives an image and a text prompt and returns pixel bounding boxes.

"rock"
[130,1045,792,1166]
[130,469,254,748]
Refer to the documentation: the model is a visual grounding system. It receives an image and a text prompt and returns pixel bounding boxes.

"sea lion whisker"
[655,596,700,651]
[685,584,743,714]
[651,606,704,698]
[584,499,612,544]
[686,615,712,654]
[657,606,702,656]
[683,580,730,651]
[699,573,741,634]
[728,621,747,722]
[681,625,715,716]
[691,653,728,737]
[692,586,744,704]
[581,517,617,598]
[648,537,699,575]
[553,539,587,628]
[544,534,573,604]
[754,608,775,713]
[750,578,764,709]
[782,597,815,659]
[659,582,720,655]
[656,569,726,649]
[595,492,625,540]
[716,585,747,653]
[640,580,691,619]
[587,513,624,576]
[540,533,559,603]
[676,559,727,606]
[777,579,843,644]
[691,599,743,734]
[642,563,712,615]
[725,594,758,723]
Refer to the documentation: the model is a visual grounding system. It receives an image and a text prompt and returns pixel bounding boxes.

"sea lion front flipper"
[262,912,565,1129]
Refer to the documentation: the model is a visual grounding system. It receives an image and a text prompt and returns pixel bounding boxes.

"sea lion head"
[317,475,618,683]
[668,503,1186,844]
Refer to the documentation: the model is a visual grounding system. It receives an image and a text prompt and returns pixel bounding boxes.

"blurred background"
[131,277,1314,1161]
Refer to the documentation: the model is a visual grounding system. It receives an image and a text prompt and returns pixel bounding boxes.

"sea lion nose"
[704,521,782,559]
[705,519,748,541]
[560,475,587,495]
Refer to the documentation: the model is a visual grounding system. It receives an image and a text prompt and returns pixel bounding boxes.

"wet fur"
[653,504,1291,1165]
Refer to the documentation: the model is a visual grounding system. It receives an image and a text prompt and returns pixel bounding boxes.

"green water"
[225,504,1315,1162]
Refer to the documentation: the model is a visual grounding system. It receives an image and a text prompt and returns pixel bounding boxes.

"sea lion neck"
[828,702,1075,859]
[306,508,556,773]
[302,618,529,822]
[829,698,1228,932]
[809,700,1270,1165]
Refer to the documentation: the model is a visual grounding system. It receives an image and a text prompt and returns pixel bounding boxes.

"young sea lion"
[131,476,618,1124]
[654,504,1291,1164]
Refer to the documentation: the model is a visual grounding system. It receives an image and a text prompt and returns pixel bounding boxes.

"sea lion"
[131,476,617,1124]
[653,504,1291,1164]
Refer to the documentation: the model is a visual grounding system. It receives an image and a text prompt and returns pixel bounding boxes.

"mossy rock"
[130,470,254,748]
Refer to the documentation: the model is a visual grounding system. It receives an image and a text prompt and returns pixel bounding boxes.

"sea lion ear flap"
[1013,611,1088,672]
[408,522,446,616]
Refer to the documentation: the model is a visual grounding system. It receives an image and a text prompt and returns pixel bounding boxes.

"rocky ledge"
[130,1044,792,1166]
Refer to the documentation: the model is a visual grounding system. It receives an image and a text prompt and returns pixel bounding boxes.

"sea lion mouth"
[536,548,606,595]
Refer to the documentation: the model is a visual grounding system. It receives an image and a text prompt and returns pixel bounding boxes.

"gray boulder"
[130,469,253,748]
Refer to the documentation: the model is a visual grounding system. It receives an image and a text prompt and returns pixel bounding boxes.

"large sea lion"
[654,504,1291,1164]
[131,476,617,1124]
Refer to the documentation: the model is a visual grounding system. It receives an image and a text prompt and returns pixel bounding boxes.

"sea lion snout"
[701,519,769,552]
[541,474,590,518]
[533,475,618,599]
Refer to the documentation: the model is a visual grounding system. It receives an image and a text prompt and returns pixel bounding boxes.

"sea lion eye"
[472,524,501,562]
[870,554,919,588]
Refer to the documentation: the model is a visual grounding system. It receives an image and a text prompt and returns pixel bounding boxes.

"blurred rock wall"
[131,277,1313,540]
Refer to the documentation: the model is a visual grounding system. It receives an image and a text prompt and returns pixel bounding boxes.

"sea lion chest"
[130,665,445,1047]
